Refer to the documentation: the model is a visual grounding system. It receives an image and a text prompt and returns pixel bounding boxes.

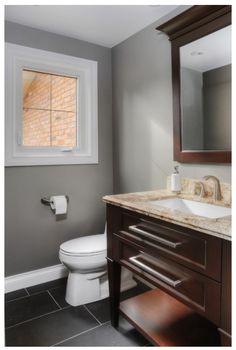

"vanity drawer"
[120,211,222,281]
[117,238,221,326]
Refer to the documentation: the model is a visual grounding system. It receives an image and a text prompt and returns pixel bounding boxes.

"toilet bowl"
[59,227,137,306]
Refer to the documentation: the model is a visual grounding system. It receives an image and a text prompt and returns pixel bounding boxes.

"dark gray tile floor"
[5,288,28,302]
[49,285,69,308]
[56,318,149,347]
[5,291,59,328]
[5,278,151,346]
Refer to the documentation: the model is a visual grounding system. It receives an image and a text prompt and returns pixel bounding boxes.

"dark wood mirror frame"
[156,5,231,163]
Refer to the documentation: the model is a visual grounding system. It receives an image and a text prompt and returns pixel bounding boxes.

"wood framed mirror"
[156,6,231,163]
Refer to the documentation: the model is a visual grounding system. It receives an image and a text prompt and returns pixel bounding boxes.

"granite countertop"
[103,188,231,241]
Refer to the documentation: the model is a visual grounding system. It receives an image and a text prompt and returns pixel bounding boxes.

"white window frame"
[5,43,98,166]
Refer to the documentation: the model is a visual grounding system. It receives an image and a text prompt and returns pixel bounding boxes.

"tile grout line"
[5,294,31,303]
[83,305,102,325]
[5,306,71,330]
[51,323,104,346]
[6,290,51,304]
[25,288,30,296]
[47,290,62,310]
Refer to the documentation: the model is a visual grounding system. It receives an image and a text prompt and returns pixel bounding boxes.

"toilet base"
[65,268,137,306]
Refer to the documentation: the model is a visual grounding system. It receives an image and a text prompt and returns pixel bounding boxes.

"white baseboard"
[5,264,68,293]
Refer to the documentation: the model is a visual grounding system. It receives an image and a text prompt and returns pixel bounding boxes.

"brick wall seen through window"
[23,70,77,147]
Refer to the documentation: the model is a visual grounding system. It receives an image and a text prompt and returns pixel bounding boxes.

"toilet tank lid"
[60,234,106,255]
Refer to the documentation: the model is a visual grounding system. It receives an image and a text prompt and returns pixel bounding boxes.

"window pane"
[51,111,77,147]
[22,69,77,147]
[23,71,51,110]
[51,75,77,112]
[23,109,51,146]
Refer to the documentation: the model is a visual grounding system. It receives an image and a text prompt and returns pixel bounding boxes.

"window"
[23,70,77,147]
[5,43,98,166]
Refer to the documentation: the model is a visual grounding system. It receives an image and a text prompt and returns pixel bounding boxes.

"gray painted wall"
[203,64,231,150]
[181,67,204,150]
[5,21,113,276]
[112,9,231,194]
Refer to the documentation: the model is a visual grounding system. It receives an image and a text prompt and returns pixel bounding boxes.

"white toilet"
[59,226,137,306]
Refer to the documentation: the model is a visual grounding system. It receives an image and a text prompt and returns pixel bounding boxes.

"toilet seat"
[60,234,106,257]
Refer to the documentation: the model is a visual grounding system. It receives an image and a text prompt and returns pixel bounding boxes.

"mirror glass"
[180,25,231,151]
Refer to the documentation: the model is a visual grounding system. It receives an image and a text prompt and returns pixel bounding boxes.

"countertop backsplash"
[166,176,231,207]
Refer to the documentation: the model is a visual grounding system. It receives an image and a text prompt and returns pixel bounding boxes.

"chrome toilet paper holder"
[41,195,69,205]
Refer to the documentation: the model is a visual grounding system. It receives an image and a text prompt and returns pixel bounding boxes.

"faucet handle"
[194,181,206,198]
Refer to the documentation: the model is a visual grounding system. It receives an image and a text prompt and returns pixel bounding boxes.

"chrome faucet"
[203,175,222,201]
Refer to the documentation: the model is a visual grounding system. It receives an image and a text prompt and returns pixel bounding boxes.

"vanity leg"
[107,257,121,327]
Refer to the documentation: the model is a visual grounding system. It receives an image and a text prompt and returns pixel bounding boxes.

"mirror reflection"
[180,25,231,151]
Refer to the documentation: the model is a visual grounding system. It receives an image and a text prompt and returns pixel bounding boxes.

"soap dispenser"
[171,166,181,192]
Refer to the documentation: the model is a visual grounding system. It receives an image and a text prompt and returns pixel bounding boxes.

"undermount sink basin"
[147,198,231,219]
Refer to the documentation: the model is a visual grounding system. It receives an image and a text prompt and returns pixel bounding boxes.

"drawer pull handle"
[129,255,182,288]
[128,225,182,249]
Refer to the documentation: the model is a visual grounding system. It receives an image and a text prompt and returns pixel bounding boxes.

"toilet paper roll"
[50,195,67,215]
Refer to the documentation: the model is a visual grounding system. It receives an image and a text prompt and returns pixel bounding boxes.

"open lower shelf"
[119,288,220,346]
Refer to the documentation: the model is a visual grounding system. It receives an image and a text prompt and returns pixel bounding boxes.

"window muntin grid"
[22,70,77,147]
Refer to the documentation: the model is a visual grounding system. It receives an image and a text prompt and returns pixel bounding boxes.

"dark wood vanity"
[106,203,231,346]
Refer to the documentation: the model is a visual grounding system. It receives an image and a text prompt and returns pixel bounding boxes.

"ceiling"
[181,25,231,72]
[5,5,181,48]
